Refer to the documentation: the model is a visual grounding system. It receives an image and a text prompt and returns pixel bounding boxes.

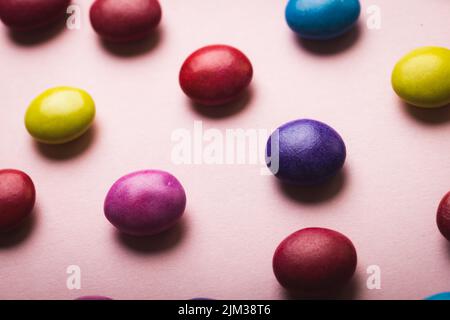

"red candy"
[0,169,36,232]
[437,192,450,241]
[179,45,253,106]
[0,0,70,30]
[273,228,357,293]
[90,0,162,43]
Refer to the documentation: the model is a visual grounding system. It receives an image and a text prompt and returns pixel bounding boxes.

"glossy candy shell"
[285,0,361,40]
[104,170,186,237]
[90,0,162,43]
[179,45,253,106]
[392,46,450,108]
[0,169,36,232]
[25,87,96,144]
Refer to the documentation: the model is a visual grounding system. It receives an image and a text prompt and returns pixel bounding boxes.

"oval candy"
[0,0,70,30]
[25,87,96,144]
[0,169,36,232]
[104,170,186,237]
[392,46,450,108]
[425,292,450,301]
[179,45,253,106]
[285,0,361,40]
[273,228,357,293]
[437,191,450,241]
[90,0,162,42]
[266,119,346,186]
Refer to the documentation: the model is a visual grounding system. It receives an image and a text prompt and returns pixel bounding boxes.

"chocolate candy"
[273,228,357,293]
[285,0,361,40]
[90,0,162,42]
[437,191,450,241]
[392,46,450,108]
[179,45,253,106]
[0,0,70,30]
[25,87,96,144]
[0,169,36,232]
[425,292,450,300]
[104,170,186,236]
[266,119,346,186]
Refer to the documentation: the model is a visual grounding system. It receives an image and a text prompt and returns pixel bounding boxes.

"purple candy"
[266,119,346,186]
[76,296,112,300]
[104,170,186,236]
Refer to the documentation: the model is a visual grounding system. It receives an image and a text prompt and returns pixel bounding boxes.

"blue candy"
[266,119,346,186]
[285,0,361,40]
[425,292,450,300]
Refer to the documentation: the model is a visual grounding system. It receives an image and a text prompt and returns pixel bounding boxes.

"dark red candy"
[273,228,357,293]
[90,0,162,43]
[0,0,70,30]
[179,45,253,106]
[437,192,450,241]
[0,169,36,232]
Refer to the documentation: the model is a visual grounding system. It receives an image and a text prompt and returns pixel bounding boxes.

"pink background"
[0,0,449,300]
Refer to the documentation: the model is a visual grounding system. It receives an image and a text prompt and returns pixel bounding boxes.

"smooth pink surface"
[0,0,449,300]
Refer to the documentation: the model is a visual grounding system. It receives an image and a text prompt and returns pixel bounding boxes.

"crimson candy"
[437,192,450,241]
[0,169,36,232]
[179,45,253,106]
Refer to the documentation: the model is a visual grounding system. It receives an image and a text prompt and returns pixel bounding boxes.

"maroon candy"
[437,192,450,241]
[0,0,70,30]
[179,45,253,106]
[273,228,357,293]
[0,169,36,232]
[90,0,162,43]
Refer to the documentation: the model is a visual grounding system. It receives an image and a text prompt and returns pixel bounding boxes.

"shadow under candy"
[282,271,363,300]
[400,100,450,125]
[7,17,67,46]
[0,206,39,248]
[33,125,98,161]
[275,168,348,205]
[115,218,188,254]
[98,28,164,58]
[295,23,362,56]
[189,87,255,119]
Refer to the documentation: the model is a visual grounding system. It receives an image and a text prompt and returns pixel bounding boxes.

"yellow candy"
[392,46,450,108]
[25,87,96,144]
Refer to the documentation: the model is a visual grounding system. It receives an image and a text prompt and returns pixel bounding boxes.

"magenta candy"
[437,192,450,241]
[273,228,357,293]
[179,45,253,106]
[0,0,70,30]
[90,0,162,43]
[104,170,186,236]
